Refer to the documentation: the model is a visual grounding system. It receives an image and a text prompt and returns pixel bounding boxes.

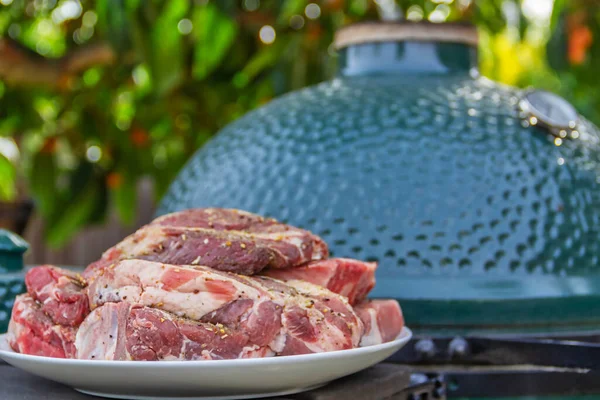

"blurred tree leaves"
[193,3,238,80]
[29,150,56,217]
[149,0,188,95]
[0,155,16,200]
[0,0,597,247]
[96,0,131,54]
[112,171,137,225]
[44,161,106,247]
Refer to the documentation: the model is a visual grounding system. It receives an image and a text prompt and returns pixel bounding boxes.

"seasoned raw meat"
[7,266,88,358]
[262,258,376,305]
[154,208,307,233]
[87,259,363,355]
[249,277,364,355]
[7,294,77,358]
[84,208,327,277]
[25,265,89,326]
[7,209,403,361]
[76,302,275,361]
[354,300,404,346]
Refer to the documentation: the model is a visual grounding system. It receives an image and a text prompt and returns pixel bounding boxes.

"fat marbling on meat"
[24,265,89,326]
[87,259,363,356]
[8,294,78,358]
[84,208,328,278]
[354,300,404,347]
[76,302,274,361]
[7,208,403,360]
[262,258,376,305]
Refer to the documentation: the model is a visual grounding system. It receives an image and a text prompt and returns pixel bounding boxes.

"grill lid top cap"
[334,21,479,50]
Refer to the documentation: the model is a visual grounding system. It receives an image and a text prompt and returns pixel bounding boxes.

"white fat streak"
[290,279,363,347]
[268,231,327,260]
[51,325,71,355]
[118,222,326,262]
[8,296,75,356]
[37,278,60,305]
[337,282,355,299]
[114,227,165,256]
[229,208,258,218]
[358,309,383,347]
[281,280,363,352]
[251,230,322,259]
[252,230,304,243]
[302,281,362,344]
[91,282,142,306]
[241,345,275,359]
[283,279,342,299]
[75,306,124,360]
[6,318,17,347]
[140,288,228,320]
[6,307,24,349]
[152,208,256,224]
[312,244,327,259]
[7,296,34,350]
[160,354,181,361]
[177,272,263,299]
[268,328,287,353]
[100,261,268,319]
[293,308,351,354]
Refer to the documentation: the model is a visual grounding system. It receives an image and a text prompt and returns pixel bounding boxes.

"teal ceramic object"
[0,229,28,333]
[159,22,600,334]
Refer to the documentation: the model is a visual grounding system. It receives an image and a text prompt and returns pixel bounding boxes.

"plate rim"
[74,383,328,400]
[0,327,412,367]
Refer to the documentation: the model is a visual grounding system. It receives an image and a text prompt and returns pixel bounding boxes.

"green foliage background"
[0,0,597,246]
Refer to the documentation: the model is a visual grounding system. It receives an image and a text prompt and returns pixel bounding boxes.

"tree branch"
[0,38,116,90]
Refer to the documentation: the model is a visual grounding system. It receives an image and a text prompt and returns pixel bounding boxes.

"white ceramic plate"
[0,328,411,400]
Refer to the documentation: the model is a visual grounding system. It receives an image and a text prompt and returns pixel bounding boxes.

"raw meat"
[24,265,89,326]
[262,258,376,305]
[7,266,88,358]
[7,209,405,361]
[7,294,77,358]
[154,208,309,233]
[87,259,363,355]
[250,277,364,355]
[76,302,275,361]
[84,208,327,277]
[354,300,404,347]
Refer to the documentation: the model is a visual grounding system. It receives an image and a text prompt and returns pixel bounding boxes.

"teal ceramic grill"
[158,22,600,398]
[0,229,28,332]
[159,22,600,336]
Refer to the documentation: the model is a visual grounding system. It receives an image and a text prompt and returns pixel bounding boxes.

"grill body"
[159,24,600,333]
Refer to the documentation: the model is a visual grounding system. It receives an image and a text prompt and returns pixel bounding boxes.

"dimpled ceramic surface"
[159,42,600,332]
[0,275,25,333]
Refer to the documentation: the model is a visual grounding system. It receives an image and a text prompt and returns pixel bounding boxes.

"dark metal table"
[0,359,431,400]
[10,333,600,399]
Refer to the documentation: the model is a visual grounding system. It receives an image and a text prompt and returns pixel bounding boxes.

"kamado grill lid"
[158,21,600,336]
[333,21,479,49]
